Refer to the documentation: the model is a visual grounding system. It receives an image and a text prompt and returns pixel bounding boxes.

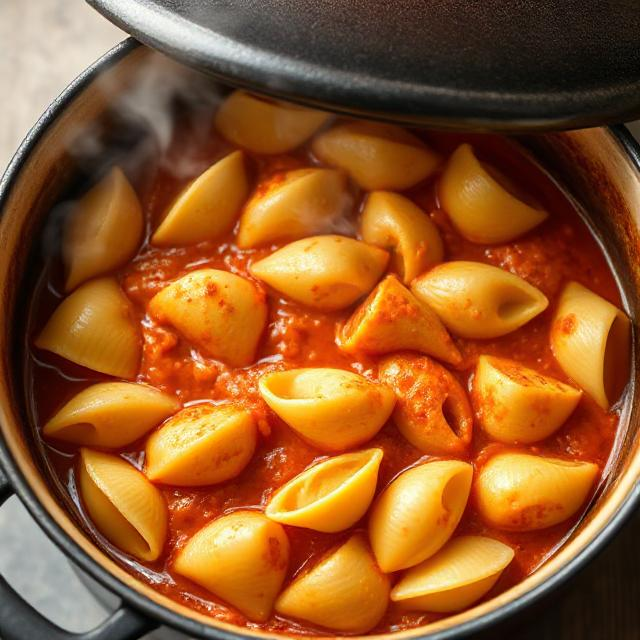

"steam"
[42,52,223,264]
[42,49,359,268]
[68,52,224,181]
[331,186,359,237]
[297,188,358,238]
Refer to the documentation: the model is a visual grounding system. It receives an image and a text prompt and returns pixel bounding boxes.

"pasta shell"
[439,144,548,244]
[391,536,514,613]
[265,449,383,532]
[43,382,179,448]
[338,275,461,365]
[312,121,441,190]
[174,511,289,622]
[148,269,267,367]
[379,354,472,456]
[215,90,329,154]
[369,460,473,572]
[472,355,582,444]
[259,368,395,451]
[250,235,388,311]
[237,168,352,248]
[79,448,167,561]
[360,191,443,283]
[145,404,257,486]
[475,452,599,531]
[63,167,143,291]
[275,533,389,633]
[35,277,141,379]
[151,151,248,246]
[550,281,630,410]
[412,261,548,339]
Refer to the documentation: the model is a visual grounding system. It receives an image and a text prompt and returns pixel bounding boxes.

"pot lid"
[87,0,640,132]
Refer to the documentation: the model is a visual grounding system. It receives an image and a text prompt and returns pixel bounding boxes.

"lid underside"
[88,0,640,132]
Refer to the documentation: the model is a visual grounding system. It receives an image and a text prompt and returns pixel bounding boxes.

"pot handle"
[0,471,155,640]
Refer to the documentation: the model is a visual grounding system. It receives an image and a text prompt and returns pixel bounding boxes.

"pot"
[0,39,638,640]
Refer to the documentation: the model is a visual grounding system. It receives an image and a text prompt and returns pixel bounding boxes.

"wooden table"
[0,1,639,638]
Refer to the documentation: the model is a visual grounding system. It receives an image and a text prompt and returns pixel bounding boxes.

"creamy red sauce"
[27,123,623,635]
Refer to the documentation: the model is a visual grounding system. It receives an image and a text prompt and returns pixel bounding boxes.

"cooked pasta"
[145,404,257,486]
[63,167,143,291]
[174,511,289,622]
[151,151,248,246]
[30,105,628,635]
[369,460,473,572]
[236,168,352,248]
[472,355,582,443]
[338,275,461,365]
[43,382,179,448]
[550,281,630,409]
[275,533,389,633]
[79,448,167,561]
[215,90,329,154]
[312,121,440,190]
[439,144,548,244]
[391,536,514,613]
[360,191,443,283]
[259,368,395,451]
[380,354,473,456]
[250,235,388,310]
[265,449,383,532]
[476,452,599,531]
[148,268,267,367]
[35,278,141,378]
[412,261,549,339]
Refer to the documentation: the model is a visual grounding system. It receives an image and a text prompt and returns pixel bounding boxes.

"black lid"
[87,0,640,132]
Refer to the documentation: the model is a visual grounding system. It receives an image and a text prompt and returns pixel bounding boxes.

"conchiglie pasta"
[174,511,289,622]
[550,281,630,410]
[43,382,179,448]
[475,452,599,531]
[412,261,548,339]
[379,354,472,456]
[312,121,441,190]
[148,268,267,367]
[237,168,352,248]
[369,460,473,572]
[391,536,514,613]
[250,235,388,311]
[215,90,329,154]
[151,151,248,246]
[439,144,548,244]
[265,449,383,532]
[275,533,389,633]
[145,404,257,486]
[63,167,143,291]
[259,368,395,451]
[338,275,461,365]
[472,355,582,444]
[35,278,141,378]
[361,191,443,283]
[79,448,167,561]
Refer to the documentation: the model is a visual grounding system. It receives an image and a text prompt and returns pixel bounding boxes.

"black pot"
[0,39,639,640]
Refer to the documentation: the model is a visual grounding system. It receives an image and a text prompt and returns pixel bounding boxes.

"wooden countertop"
[0,1,638,638]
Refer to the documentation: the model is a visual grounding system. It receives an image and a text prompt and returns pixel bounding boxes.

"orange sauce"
[27,122,623,635]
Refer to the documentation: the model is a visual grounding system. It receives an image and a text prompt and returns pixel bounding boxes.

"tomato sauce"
[26,119,624,635]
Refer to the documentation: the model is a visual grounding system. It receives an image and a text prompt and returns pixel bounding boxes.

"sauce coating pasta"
[27,98,628,636]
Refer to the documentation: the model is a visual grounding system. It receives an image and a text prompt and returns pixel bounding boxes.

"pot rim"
[1,36,640,640]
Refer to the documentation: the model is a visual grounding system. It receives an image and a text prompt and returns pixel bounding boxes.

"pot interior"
[0,43,638,639]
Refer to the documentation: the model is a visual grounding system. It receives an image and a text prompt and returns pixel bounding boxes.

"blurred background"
[0,1,639,638]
